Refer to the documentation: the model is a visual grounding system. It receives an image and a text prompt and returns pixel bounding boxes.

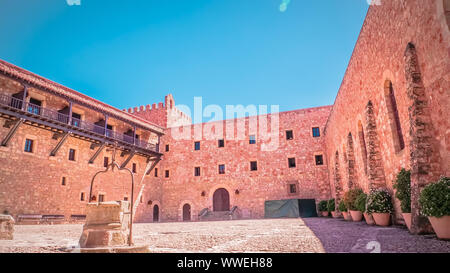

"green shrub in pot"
[418,177,450,239]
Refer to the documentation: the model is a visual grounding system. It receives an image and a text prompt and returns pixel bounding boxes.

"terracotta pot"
[402,213,412,232]
[331,211,340,218]
[342,211,352,221]
[428,216,450,240]
[321,211,329,217]
[349,210,363,222]
[364,213,375,225]
[372,213,391,226]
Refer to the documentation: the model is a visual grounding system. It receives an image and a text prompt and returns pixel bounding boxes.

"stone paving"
[0,218,449,253]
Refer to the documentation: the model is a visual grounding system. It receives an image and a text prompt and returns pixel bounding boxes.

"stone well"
[79,201,131,248]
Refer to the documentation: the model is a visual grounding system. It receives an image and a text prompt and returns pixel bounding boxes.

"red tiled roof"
[0,59,164,134]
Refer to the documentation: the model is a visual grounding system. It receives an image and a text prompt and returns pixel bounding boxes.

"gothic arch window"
[358,121,368,174]
[445,0,450,29]
[384,80,405,152]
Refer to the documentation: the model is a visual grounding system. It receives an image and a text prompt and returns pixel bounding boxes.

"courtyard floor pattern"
[0,218,449,253]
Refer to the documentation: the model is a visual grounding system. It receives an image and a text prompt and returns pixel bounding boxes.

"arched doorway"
[213,188,230,211]
[183,204,191,221]
[153,204,159,222]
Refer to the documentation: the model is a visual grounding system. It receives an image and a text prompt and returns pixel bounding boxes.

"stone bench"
[42,215,65,224]
[17,214,42,225]
[70,215,86,223]
[0,214,15,240]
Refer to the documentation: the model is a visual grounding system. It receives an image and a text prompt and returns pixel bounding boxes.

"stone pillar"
[79,201,131,248]
[404,43,440,234]
[365,101,386,190]
[0,215,14,240]
[346,133,356,189]
[334,151,343,207]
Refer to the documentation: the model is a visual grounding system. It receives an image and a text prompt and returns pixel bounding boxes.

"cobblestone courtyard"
[0,218,449,253]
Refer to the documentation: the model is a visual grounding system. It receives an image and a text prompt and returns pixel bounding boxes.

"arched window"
[384,81,405,152]
[445,0,450,29]
[358,121,368,174]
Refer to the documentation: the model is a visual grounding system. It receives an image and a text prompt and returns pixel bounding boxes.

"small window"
[61,177,66,186]
[24,139,34,153]
[288,158,296,168]
[104,157,109,168]
[250,161,258,171]
[289,184,297,194]
[315,155,324,166]
[249,135,256,144]
[98,194,105,202]
[312,127,320,138]
[286,130,293,140]
[132,163,137,173]
[165,145,170,152]
[165,170,170,178]
[68,149,76,161]
[194,141,200,151]
[155,168,158,177]
[218,139,225,148]
[124,197,129,201]
[80,192,85,201]
[194,167,201,177]
[219,164,225,174]
[140,196,143,203]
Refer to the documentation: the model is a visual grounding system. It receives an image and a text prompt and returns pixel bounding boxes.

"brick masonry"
[0,1,448,232]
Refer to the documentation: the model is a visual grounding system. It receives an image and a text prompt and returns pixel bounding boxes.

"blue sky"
[0,0,368,116]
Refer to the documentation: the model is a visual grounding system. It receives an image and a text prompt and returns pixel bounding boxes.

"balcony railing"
[0,93,159,153]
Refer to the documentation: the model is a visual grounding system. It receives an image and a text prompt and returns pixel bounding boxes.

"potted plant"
[344,188,364,222]
[339,200,351,221]
[355,192,369,223]
[318,200,329,217]
[328,198,339,218]
[393,169,412,231]
[419,177,450,240]
[366,189,393,226]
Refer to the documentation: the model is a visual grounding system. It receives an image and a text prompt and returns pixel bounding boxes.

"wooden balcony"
[0,93,162,158]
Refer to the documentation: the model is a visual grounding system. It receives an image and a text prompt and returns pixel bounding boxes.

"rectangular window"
[194,141,200,151]
[24,139,34,153]
[286,130,294,140]
[80,192,85,201]
[140,196,143,203]
[61,177,66,186]
[132,163,137,173]
[218,139,225,148]
[155,168,158,177]
[288,158,296,168]
[124,197,129,201]
[98,194,105,202]
[289,184,297,194]
[165,145,170,152]
[315,155,324,166]
[194,167,201,176]
[312,127,320,138]
[165,170,170,178]
[219,164,225,174]
[250,161,258,171]
[249,135,256,144]
[68,149,76,161]
[104,157,109,168]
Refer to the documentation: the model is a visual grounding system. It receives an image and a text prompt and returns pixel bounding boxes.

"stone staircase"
[198,207,240,221]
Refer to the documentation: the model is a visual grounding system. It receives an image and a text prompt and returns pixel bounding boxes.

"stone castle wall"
[323,0,450,226]
[146,106,332,221]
